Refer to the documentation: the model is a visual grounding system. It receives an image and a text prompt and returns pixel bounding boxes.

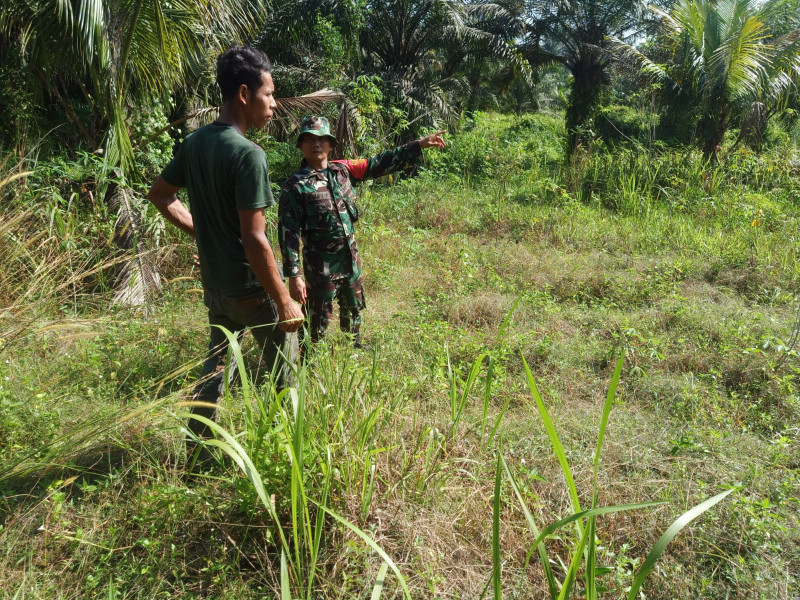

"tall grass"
[2,112,796,598]
[179,337,736,599]
[489,354,735,599]
[181,328,412,599]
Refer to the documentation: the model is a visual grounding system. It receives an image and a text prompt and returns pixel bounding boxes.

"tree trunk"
[566,57,606,155]
[32,68,97,149]
[741,102,767,152]
[701,105,729,162]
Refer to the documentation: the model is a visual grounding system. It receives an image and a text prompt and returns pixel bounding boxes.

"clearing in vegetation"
[1,112,799,599]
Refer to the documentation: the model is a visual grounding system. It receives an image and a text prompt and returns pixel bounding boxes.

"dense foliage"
[2,0,798,163]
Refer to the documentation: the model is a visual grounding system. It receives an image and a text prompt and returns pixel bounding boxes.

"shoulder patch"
[332,158,368,180]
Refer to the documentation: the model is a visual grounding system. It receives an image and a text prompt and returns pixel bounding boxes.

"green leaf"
[557,522,590,600]
[320,505,413,600]
[497,293,522,341]
[501,454,559,599]
[627,488,736,600]
[493,450,502,600]
[594,353,624,485]
[521,354,582,526]
[530,502,664,551]
[281,549,292,600]
[370,561,390,600]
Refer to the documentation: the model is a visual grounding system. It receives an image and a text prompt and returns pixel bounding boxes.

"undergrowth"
[1,112,799,599]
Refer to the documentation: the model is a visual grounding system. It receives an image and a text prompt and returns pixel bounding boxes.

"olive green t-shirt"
[160,122,275,290]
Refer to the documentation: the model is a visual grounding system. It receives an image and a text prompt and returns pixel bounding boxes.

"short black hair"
[216,45,273,101]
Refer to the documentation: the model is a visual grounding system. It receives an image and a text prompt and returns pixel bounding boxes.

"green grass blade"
[370,561,390,600]
[585,515,597,600]
[287,385,306,579]
[488,396,512,447]
[183,414,264,501]
[447,346,457,421]
[182,414,295,573]
[493,450,502,600]
[452,353,487,437]
[278,416,314,586]
[477,570,493,600]
[594,353,624,485]
[627,488,736,600]
[587,353,623,600]
[307,397,330,598]
[320,505,413,600]
[521,353,582,521]
[213,325,251,402]
[557,522,591,600]
[530,502,664,550]
[481,356,495,446]
[311,446,332,596]
[281,549,291,600]
[497,293,522,341]
[501,454,559,599]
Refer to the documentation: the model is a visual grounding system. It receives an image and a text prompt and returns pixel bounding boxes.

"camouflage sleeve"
[278,184,303,278]
[361,140,422,180]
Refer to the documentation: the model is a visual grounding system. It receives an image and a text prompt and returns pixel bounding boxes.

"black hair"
[216,45,273,101]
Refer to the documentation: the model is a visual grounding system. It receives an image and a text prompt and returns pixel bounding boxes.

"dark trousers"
[189,287,299,442]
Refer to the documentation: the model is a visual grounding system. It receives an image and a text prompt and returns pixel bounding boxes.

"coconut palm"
[1,0,262,304]
[612,0,800,160]
[1,0,261,172]
[254,0,528,137]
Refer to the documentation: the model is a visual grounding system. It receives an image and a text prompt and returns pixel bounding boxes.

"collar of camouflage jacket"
[298,159,348,178]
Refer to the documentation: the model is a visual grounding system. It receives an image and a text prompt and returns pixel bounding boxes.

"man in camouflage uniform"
[279,116,445,347]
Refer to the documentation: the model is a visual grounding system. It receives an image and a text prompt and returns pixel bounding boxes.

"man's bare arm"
[147,176,195,237]
[239,208,303,333]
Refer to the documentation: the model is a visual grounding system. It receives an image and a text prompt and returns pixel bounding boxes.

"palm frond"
[272,89,346,125]
[712,14,771,99]
[269,89,348,143]
[608,36,671,84]
[106,182,162,308]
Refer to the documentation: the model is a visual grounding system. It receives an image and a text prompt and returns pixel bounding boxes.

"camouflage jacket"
[279,141,421,282]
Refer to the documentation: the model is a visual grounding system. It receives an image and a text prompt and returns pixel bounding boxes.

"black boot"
[353,335,372,352]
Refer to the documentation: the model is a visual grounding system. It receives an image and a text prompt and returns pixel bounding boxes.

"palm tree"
[1,0,260,172]
[254,0,365,98]
[523,0,645,154]
[1,0,261,304]
[359,0,527,134]
[613,0,800,160]
[255,0,528,138]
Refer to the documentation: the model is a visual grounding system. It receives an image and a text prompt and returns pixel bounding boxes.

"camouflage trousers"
[306,271,366,344]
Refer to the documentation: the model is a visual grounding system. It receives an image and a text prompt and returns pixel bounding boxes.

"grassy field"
[1,112,799,599]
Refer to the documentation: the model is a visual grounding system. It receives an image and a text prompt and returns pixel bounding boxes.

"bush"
[422,111,563,182]
[595,104,658,144]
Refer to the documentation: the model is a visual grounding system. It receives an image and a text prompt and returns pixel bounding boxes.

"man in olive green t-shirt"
[147,46,303,467]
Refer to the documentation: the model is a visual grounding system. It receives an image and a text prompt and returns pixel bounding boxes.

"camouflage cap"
[296,115,338,147]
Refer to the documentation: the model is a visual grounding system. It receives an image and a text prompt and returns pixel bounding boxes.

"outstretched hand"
[419,130,446,149]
